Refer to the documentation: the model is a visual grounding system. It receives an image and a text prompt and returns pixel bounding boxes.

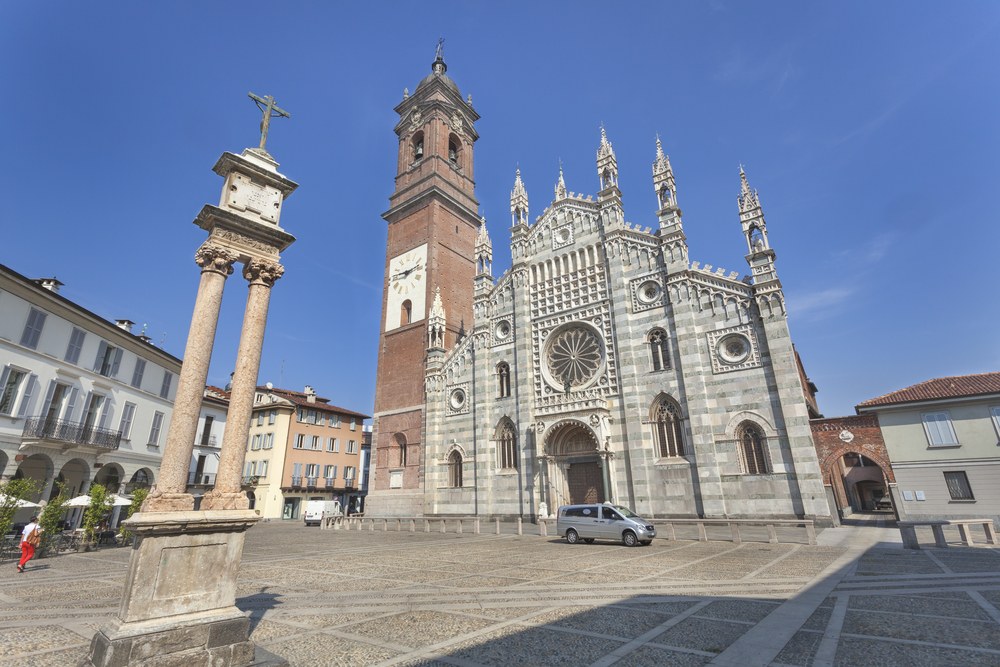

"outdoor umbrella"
[0,494,41,508]
[63,493,133,507]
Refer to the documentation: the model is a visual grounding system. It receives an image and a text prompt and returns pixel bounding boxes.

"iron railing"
[241,475,260,486]
[290,476,303,487]
[306,476,318,487]
[324,478,336,488]
[22,417,120,450]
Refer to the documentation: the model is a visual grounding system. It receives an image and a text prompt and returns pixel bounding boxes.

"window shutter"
[0,367,10,410]
[39,381,58,419]
[17,374,38,418]
[110,348,123,378]
[94,341,108,372]
[65,387,79,422]
[98,397,113,430]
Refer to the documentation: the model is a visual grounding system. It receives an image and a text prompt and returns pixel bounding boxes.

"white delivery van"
[303,500,342,526]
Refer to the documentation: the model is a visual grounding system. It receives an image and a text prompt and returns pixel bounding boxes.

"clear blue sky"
[3,2,998,417]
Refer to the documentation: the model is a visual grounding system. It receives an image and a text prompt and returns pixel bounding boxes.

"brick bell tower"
[367,44,480,516]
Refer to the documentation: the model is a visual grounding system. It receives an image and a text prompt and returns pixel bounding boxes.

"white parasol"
[0,494,41,508]
[63,493,133,508]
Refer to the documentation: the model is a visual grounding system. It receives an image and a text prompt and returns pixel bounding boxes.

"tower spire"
[652,134,677,215]
[554,162,567,200]
[432,37,447,74]
[738,166,778,285]
[596,126,619,193]
[510,167,529,226]
[475,216,493,276]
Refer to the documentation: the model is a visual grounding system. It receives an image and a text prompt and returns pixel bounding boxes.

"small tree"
[37,482,69,557]
[82,483,112,544]
[0,477,38,539]
[118,487,148,543]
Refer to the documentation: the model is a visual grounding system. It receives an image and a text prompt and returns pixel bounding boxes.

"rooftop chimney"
[115,319,135,333]
[35,277,64,293]
[304,385,317,403]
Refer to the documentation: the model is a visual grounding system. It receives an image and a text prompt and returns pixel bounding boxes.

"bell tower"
[369,45,481,516]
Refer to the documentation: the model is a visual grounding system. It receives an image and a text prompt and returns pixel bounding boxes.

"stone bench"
[898,519,998,549]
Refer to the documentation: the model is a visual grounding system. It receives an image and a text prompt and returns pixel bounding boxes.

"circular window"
[542,323,605,390]
[636,280,662,305]
[494,320,511,340]
[449,388,466,410]
[717,334,751,364]
[554,226,572,244]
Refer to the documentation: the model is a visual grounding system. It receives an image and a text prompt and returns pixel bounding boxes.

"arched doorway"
[127,468,154,493]
[56,458,90,498]
[94,463,124,493]
[14,453,53,502]
[834,453,890,513]
[544,421,605,505]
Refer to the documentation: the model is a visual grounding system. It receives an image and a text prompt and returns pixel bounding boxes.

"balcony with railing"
[197,434,218,448]
[305,476,318,488]
[324,477,336,489]
[187,472,216,486]
[22,417,121,451]
[241,475,260,486]
[290,476,303,487]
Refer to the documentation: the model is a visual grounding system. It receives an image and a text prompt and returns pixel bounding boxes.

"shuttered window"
[159,372,173,399]
[148,411,164,446]
[131,359,146,389]
[65,328,86,363]
[922,412,959,446]
[19,308,47,349]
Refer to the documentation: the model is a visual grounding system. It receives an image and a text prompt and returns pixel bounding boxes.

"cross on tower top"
[248,92,290,153]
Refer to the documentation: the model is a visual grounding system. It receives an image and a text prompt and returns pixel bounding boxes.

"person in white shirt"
[18,515,41,573]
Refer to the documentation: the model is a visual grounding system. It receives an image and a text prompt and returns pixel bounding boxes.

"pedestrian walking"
[18,515,41,573]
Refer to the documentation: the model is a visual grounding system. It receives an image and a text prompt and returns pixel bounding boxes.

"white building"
[187,385,229,506]
[0,263,179,503]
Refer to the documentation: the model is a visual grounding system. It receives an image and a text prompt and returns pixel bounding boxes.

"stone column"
[144,244,236,512]
[202,259,283,511]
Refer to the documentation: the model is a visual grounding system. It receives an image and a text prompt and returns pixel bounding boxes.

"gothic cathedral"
[367,53,832,524]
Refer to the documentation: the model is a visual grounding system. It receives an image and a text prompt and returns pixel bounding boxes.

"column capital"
[243,259,285,287]
[194,243,237,276]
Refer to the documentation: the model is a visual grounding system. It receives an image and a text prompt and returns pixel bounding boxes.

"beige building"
[856,372,1000,523]
[244,385,369,520]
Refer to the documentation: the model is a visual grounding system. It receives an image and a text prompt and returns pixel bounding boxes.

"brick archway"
[811,415,895,515]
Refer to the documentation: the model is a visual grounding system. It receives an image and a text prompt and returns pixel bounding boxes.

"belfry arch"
[540,420,609,508]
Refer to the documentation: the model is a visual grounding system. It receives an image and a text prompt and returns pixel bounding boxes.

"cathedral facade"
[367,54,831,524]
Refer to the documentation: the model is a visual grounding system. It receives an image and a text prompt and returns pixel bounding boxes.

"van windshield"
[613,505,640,518]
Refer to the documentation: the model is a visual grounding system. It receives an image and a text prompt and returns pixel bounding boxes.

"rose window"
[544,324,605,389]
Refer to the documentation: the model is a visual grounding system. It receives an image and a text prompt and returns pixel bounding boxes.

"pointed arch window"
[448,450,463,487]
[497,362,511,398]
[496,420,517,470]
[651,396,684,458]
[401,300,412,325]
[737,421,770,475]
[658,186,672,209]
[648,329,670,372]
[448,134,461,165]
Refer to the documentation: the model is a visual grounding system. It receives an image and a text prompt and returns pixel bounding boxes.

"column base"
[82,510,271,667]
[141,491,196,512]
[200,490,251,511]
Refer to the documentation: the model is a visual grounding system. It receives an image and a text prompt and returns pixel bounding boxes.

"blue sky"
[3,2,998,417]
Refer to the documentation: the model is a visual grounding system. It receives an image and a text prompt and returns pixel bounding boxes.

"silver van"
[556,503,655,546]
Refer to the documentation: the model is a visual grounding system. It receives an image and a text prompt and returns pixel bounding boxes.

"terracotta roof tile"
[254,386,370,419]
[857,372,1000,408]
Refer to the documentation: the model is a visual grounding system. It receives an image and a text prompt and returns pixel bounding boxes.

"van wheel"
[622,530,638,547]
[566,529,580,544]
[583,538,595,544]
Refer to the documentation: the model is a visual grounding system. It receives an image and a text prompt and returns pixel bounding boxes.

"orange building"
[245,385,369,520]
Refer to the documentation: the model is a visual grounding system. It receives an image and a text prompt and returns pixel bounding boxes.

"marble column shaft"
[144,245,235,511]
[203,259,283,510]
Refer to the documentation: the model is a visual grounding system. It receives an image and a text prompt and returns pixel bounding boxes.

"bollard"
[409,519,415,532]
[730,522,741,544]
[697,522,708,542]
[440,519,446,533]
[382,519,388,532]
[425,519,430,533]
[369,519,374,532]
[496,518,501,535]
[475,518,480,535]
[539,519,547,537]
[767,524,778,544]
[396,518,401,532]
[517,517,523,535]
[457,520,463,534]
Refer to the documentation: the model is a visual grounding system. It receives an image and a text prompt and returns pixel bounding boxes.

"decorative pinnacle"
[476,216,492,248]
[655,135,665,161]
[738,165,760,213]
[555,162,567,199]
[429,285,445,320]
[653,135,672,176]
[597,125,615,159]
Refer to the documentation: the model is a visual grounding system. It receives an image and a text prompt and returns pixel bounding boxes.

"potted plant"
[80,484,112,551]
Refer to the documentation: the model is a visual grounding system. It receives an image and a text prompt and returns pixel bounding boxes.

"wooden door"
[568,461,604,504]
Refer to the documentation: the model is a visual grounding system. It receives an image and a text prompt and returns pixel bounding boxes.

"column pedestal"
[82,511,284,667]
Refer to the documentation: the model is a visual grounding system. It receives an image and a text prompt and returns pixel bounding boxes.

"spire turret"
[510,167,529,226]
[596,126,619,191]
[475,216,493,276]
[652,135,677,213]
[428,286,446,350]
[554,163,567,200]
[738,166,778,288]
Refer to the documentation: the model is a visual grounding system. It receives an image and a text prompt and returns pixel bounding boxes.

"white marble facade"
[422,135,831,523]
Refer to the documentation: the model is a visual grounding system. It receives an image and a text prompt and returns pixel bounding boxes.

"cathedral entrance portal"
[568,461,604,504]
[542,420,607,509]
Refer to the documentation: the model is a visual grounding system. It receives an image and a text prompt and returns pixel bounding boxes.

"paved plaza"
[1,518,998,666]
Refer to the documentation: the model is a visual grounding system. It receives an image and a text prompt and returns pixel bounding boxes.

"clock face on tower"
[385,243,428,331]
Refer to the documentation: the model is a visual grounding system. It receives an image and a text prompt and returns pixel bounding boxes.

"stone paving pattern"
[0,519,998,666]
